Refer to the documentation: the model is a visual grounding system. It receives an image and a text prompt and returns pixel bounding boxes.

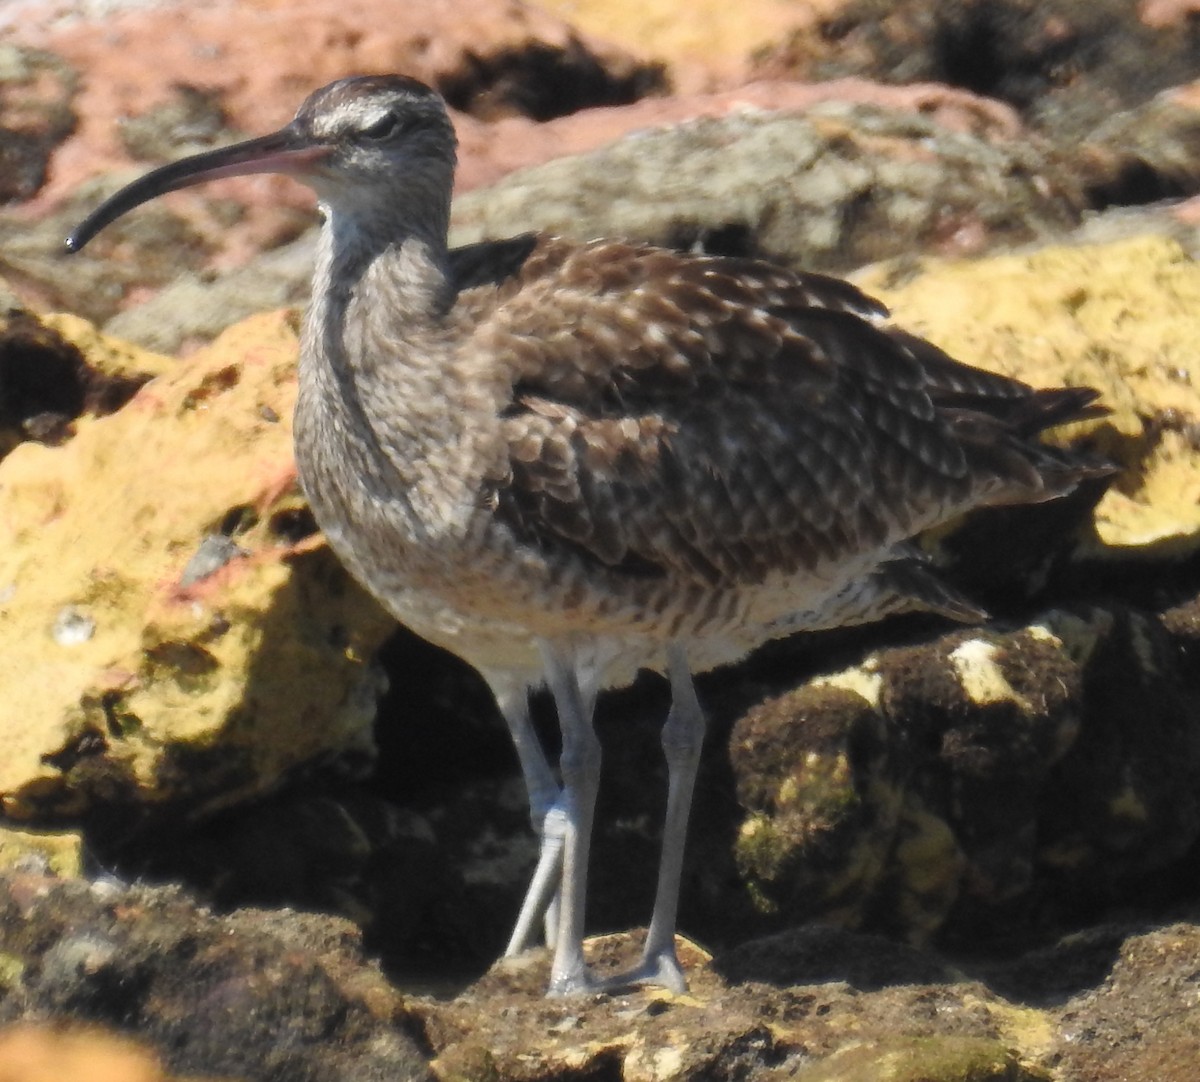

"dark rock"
[7,861,1198,1081]
[420,927,1024,1082]
[729,606,1200,949]
[753,0,1200,145]
[747,0,1200,219]
[435,36,666,122]
[0,872,433,1082]
[715,925,957,989]
[0,45,77,204]
[0,309,153,459]
[1051,920,1200,1081]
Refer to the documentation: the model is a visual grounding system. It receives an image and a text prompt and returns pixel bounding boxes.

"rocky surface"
[2,868,1200,1081]
[858,236,1200,558]
[732,606,1200,946]
[5,0,662,207]
[0,872,432,1082]
[4,0,1200,351]
[533,0,843,90]
[0,308,394,822]
[2,0,1200,1079]
[751,0,1200,143]
[0,305,167,455]
[449,98,1077,271]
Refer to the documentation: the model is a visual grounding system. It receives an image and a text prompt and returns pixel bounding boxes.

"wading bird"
[68,75,1107,995]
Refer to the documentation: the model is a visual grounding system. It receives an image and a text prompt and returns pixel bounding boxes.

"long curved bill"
[65,125,332,253]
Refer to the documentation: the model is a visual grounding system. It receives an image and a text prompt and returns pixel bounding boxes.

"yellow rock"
[856,235,1200,556]
[950,638,1030,708]
[0,825,83,877]
[534,0,828,75]
[0,310,394,820]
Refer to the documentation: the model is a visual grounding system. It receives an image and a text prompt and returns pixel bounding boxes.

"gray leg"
[505,805,565,957]
[599,642,705,993]
[538,640,604,995]
[491,680,563,955]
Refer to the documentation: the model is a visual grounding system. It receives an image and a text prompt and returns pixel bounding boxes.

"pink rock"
[10,0,651,210]
[455,78,1024,192]
[1140,0,1200,30]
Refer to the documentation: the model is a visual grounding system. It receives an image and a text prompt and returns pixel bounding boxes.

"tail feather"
[942,402,1115,506]
[1003,386,1109,437]
[886,328,1115,505]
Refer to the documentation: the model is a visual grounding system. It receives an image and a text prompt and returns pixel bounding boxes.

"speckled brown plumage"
[66,75,1111,996]
[315,229,1101,673]
[467,236,1096,593]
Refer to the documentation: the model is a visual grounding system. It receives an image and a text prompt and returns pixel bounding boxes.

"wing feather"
[452,236,1104,588]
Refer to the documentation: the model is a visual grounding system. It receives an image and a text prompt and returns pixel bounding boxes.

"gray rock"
[449,102,1083,273]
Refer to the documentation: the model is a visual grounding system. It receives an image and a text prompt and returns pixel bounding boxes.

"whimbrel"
[67,75,1108,996]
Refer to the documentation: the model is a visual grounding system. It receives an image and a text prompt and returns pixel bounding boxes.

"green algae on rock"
[730,606,1200,943]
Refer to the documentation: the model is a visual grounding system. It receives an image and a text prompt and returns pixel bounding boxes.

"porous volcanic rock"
[731,607,1200,944]
[0,308,393,822]
[0,871,432,1082]
[6,863,1200,1082]
[0,306,170,457]
[856,234,1200,558]
[449,99,1080,274]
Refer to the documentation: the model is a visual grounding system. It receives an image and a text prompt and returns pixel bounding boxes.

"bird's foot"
[546,943,688,997]
[546,947,596,997]
[592,946,687,995]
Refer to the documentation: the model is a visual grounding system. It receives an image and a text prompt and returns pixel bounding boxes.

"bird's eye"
[361,113,399,140]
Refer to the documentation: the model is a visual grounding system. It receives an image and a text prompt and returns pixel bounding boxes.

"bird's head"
[66,75,458,253]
